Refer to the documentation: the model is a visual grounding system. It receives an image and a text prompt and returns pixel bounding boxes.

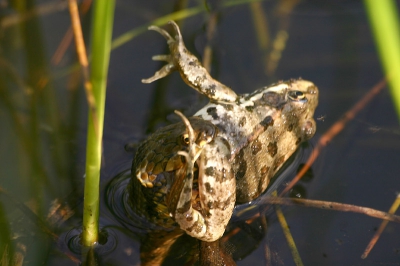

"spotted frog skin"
[129,21,319,242]
[128,114,235,242]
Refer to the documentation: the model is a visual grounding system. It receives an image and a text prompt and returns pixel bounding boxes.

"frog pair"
[129,21,318,242]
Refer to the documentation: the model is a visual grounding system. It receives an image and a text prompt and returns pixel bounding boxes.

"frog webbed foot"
[141,55,176,83]
[141,23,180,83]
[142,21,238,103]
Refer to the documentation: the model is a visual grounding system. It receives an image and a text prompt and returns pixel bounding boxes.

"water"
[1,0,400,265]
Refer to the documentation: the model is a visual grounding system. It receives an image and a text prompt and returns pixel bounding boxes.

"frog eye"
[182,133,190,145]
[288,91,306,101]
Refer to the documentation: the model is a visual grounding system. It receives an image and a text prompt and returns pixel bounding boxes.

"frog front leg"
[171,112,236,242]
[142,21,238,103]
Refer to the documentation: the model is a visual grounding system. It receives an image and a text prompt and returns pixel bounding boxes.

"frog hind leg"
[171,111,235,242]
[175,137,235,242]
[142,21,238,103]
[167,111,207,238]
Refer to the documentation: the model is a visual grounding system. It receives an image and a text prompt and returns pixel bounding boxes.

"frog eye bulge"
[288,90,307,102]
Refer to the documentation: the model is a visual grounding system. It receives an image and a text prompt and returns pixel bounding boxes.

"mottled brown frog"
[129,21,319,242]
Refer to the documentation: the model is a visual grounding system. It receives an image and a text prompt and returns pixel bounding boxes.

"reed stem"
[82,0,115,246]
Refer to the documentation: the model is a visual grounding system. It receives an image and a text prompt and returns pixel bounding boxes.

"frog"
[129,21,319,242]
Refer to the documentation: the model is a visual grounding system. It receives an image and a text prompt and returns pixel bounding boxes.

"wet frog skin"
[199,81,319,203]
[130,21,319,242]
[128,115,235,241]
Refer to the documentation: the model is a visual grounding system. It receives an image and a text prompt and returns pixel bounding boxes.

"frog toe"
[151,55,172,62]
[147,25,174,43]
[167,21,183,41]
[141,63,177,83]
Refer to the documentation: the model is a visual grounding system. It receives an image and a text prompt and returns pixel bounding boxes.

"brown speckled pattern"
[128,117,218,228]
[131,21,319,241]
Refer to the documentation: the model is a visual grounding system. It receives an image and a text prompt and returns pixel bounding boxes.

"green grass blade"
[111,0,263,50]
[111,6,203,50]
[82,0,115,246]
[364,0,400,121]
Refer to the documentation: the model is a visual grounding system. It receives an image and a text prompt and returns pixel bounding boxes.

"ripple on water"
[63,227,117,256]
[60,171,138,261]
[61,141,315,263]
[104,169,167,232]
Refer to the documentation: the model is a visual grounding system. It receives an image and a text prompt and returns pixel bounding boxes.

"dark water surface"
[1,0,400,265]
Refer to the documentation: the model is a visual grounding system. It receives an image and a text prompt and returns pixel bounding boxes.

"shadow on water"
[1,0,400,265]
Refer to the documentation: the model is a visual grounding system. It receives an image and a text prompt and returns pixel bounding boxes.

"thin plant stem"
[273,191,303,266]
[202,13,218,73]
[110,0,264,50]
[362,193,400,259]
[81,0,115,246]
[52,0,93,65]
[364,0,400,122]
[265,197,400,223]
[0,1,68,29]
[222,195,400,243]
[68,0,98,135]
